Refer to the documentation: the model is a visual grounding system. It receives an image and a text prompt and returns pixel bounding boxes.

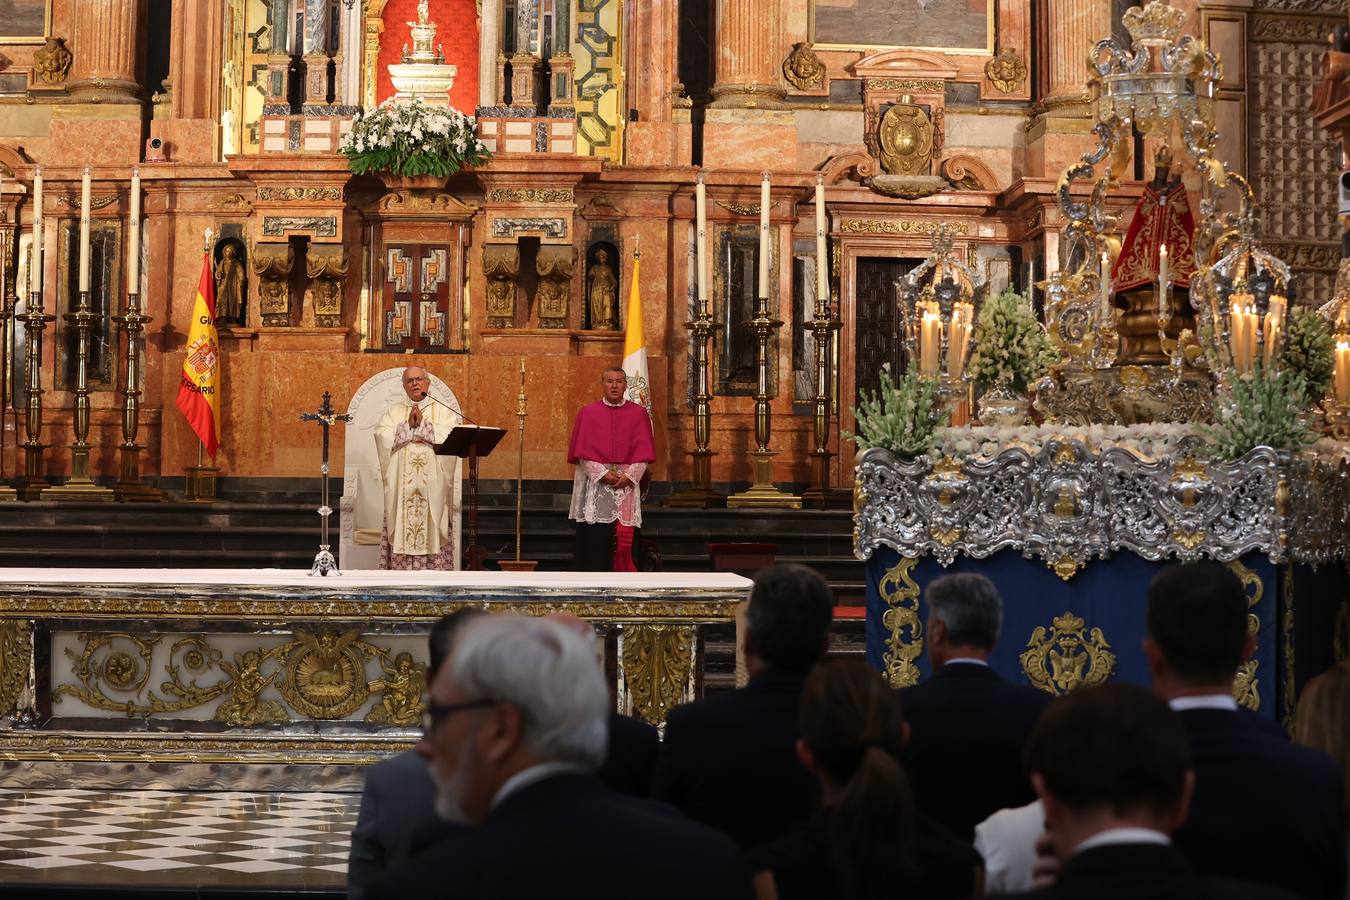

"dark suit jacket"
[599,711,660,797]
[1005,842,1301,900]
[653,669,817,848]
[1174,707,1346,900]
[749,808,981,900]
[370,772,751,900]
[348,749,460,900]
[899,661,1051,839]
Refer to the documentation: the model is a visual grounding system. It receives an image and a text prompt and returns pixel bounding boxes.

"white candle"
[815,175,827,312]
[920,310,941,375]
[29,166,41,296]
[695,172,707,310]
[1100,251,1111,317]
[1335,339,1350,402]
[947,303,971,380]
[128,166,140,290]
[78,166,91,293]
[758,171,770,299]
[1157,243,1168,318]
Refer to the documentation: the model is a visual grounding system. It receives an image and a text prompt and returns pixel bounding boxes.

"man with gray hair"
[900,572,1050,840]
[370,615,748,900]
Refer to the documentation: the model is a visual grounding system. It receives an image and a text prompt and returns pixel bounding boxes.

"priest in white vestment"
[374,366,461,570]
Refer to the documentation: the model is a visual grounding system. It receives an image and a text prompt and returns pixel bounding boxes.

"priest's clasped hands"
[602,469,635,491]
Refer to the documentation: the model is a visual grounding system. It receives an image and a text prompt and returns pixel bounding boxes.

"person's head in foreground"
[744,563,835,678]
[924,572,1003,668]
[797,657,917,897]
[1295,660,1350,821]
[1025,682,1193,860]
[417,614,608,825]
[1144,561,1254,698]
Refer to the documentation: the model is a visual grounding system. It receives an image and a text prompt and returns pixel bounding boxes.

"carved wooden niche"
[369,192,477,352]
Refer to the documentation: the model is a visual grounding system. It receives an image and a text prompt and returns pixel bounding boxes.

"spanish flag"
[176,251,221,457]
[622,250,651,415]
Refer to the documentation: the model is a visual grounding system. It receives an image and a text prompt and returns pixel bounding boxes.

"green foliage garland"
[1279,306,1334,406]
[966,289,1059,392]
[340,98,490,178]
[1202,365,1316,460]
[846,364,949,459]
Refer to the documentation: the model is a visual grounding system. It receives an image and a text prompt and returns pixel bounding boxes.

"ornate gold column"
[67,0,146,104]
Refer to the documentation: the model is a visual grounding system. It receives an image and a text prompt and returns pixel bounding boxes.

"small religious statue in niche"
[587,248,619,330]
[214,240,248,325]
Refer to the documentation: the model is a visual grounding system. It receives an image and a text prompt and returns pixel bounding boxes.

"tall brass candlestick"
[113,288,162,501]
[728,176,800,510]
[667,172,724,509]
[18,286,52,500]
[499,360,538,572]
[0,220,17,500]
[44,283,113,500]
[802,288,841,509]
[113,169,160,501]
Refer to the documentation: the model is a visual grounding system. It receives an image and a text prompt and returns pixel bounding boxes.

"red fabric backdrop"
[376,0,480,113]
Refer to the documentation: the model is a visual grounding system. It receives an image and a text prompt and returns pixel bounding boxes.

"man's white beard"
[429,752,475,824]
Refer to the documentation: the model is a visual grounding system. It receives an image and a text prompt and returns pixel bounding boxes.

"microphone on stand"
[424,391,480,426]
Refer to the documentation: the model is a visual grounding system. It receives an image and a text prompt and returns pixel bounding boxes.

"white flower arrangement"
[846,364,950,459]
[966,288,1060,392]
[340,98,490,178]
[932,423,1199,462]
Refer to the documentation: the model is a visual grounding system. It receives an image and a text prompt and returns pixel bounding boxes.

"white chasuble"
[374,398,461,563]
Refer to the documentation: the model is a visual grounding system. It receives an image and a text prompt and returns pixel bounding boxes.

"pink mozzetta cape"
[567,400,656,465]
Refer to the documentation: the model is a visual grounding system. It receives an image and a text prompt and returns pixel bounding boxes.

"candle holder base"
[800,449,836,509]
[309,545,340,577]
[665,451,726,508]
[18,479,50,502]
[0,484,17,502]
[41,478,114,502]
[1325,402,1350,440]
[114,446,165,502]
[498,559,540,572]
[727,451,802,509]
[183,465,219,503]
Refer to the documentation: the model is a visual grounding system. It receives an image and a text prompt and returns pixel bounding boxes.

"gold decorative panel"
[880,557,924,688]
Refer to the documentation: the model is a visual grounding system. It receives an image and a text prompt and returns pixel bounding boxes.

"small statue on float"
[1110,145,1198,366]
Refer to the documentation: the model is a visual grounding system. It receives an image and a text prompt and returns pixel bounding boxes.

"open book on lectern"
[433,425,507,459]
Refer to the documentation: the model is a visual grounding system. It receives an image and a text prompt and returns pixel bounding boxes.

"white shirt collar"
[944,657,990,668]
[1168,694,1239,713]
[602,397,625,408]
[491,761,586,810]
[1075,827,1172,855]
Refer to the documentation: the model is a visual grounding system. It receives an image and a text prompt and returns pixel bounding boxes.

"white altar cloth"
[0,568,752,592]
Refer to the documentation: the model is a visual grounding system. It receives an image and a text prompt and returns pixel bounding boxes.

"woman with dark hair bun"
[749,659,983,900]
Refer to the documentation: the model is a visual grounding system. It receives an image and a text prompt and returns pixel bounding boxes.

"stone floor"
[0,787,352,897]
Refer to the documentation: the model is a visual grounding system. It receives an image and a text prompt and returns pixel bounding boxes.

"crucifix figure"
[301,390,353,576]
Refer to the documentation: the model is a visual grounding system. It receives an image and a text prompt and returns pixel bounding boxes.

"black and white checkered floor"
[0,787,356,894]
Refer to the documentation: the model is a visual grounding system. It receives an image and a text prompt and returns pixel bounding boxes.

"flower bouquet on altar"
[340,97,490,188]
[967,288,1059,426]
[846,364,949,460]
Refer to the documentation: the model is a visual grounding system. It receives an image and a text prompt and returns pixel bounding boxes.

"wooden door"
[853,257,911,401]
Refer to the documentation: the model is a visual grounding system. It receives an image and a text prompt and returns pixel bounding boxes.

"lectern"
[435,425,506,571]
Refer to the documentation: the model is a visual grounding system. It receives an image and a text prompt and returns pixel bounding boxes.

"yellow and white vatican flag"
[622,248,651,415]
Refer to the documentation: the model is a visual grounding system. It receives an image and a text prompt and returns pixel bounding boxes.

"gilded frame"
[808,0,995,56]
[0,0,52,43]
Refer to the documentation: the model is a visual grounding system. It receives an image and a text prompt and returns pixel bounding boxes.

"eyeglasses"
[421,698,496,736]
[403,376,429,384]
